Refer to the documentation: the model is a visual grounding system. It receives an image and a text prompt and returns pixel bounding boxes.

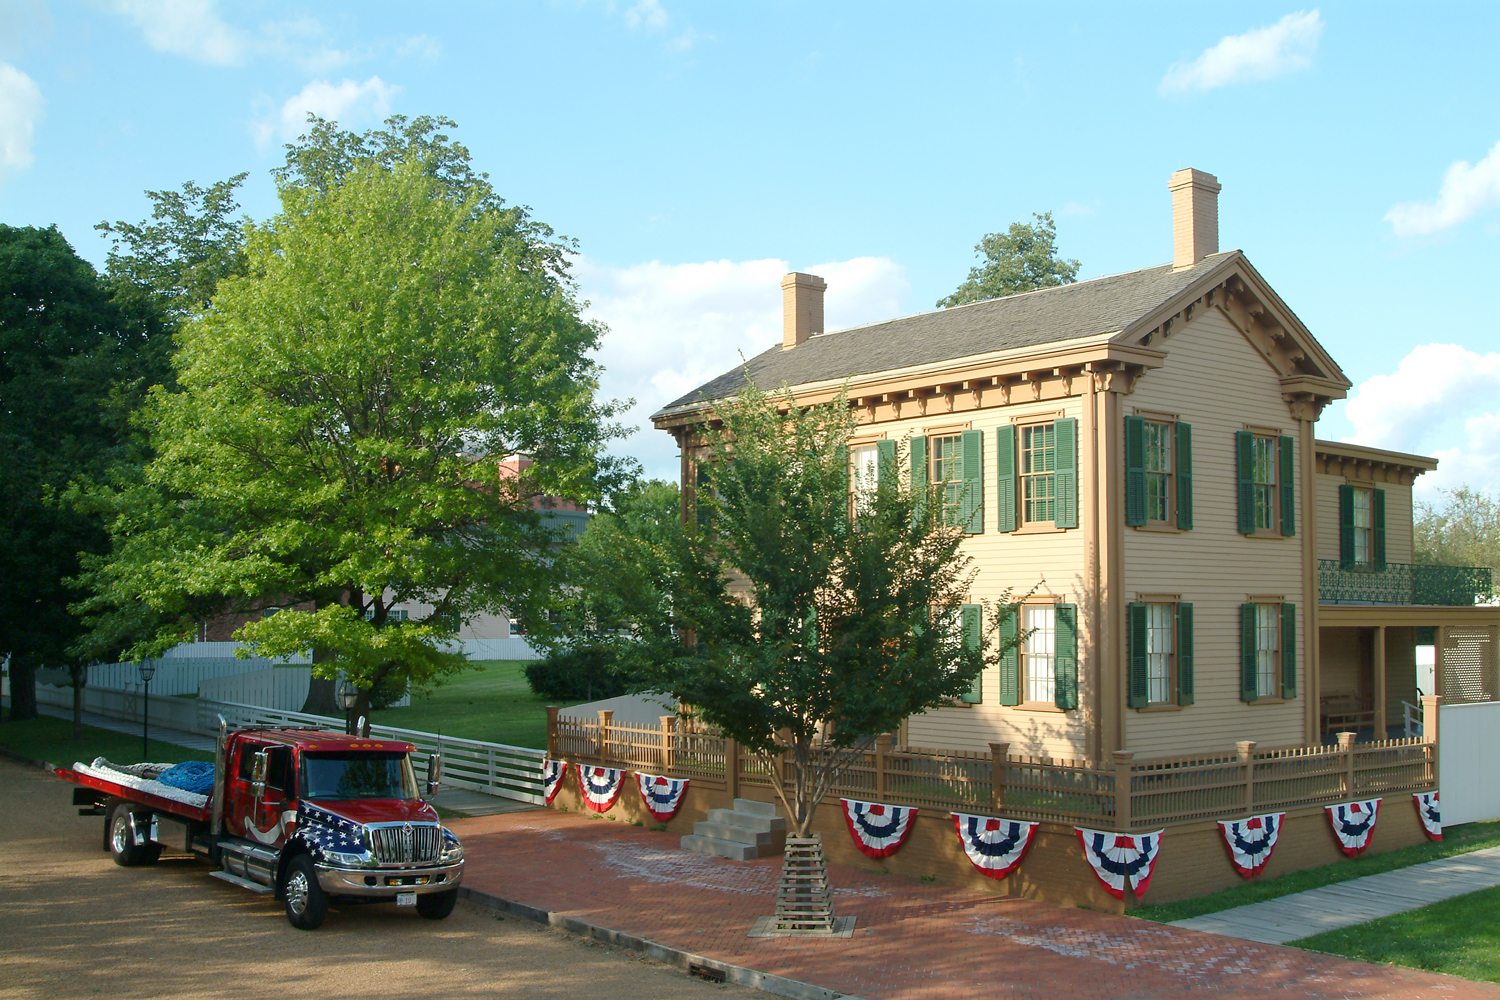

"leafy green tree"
[80,116,629,724]
[1416,486,1500,582]
[937,211,1080,308]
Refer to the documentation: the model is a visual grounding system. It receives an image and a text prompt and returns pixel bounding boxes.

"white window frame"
[1022,604,1056,704]
[1255,603,1281,698]
[1146,602,1176,705]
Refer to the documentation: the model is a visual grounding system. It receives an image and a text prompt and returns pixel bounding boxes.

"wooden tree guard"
[747,834,856,938]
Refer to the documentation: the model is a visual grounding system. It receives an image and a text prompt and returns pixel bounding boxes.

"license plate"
[396,892,416,907]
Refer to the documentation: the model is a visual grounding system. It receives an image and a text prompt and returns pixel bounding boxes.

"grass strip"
[368,659,587,749]
[0,715,213,767]
[1132,818,1500,923]
[1292,884,1500,983]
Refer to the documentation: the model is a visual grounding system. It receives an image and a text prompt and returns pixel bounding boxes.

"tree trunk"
[301,677,341,716]
[7,653,37,721]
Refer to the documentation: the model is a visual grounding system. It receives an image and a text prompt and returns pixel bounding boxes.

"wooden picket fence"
[549,707,1436,831]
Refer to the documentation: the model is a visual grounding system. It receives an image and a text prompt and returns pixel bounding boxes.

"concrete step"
[734,798,781,819]
[705,808,787,834]
[680,834,760,861]
[693,821,780,848]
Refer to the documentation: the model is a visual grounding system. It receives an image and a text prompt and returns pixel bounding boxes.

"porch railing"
[1319,559,1494,606]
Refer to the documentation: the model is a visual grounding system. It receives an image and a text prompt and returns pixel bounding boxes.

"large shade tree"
[937,211,1080,308]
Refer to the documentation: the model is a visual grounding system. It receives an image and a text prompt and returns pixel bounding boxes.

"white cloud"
[1342,343,1500,496]
[255,76,399,148]
[103,0,246,66]
[577,255,910,481]
[1160,10,1322,94]
[396,34,442,60]
[1385,139,1500,236]
[624,0,669,31]
[0,62,43,181]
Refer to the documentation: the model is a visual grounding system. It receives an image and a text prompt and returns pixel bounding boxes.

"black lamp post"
[336,678,358,735]
[137,660,157,759]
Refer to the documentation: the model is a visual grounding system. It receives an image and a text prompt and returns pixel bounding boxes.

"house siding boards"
[1121,306,1307,754]
[1315,470,1416,566]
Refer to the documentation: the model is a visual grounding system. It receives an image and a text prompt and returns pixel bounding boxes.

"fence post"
[1337,731,1357,798]
[660,715,676,774]
[1421,693,1443,791]
[598,710,613,766]
[1237,740,1257,814]
[988,742,1010,812]
[1111,751,1134,832]
[725,738,739,799]
[875,734,891,798]
[546,706,559,759]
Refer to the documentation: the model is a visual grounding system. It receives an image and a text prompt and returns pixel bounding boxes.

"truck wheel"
[282,855,329,930]
[108,805,162,867]
[416,889,458,921]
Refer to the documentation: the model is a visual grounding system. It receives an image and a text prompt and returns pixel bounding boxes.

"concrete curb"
[457,885,865,1000]
[0,747,53,770]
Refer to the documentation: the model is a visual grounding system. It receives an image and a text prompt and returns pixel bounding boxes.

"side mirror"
[426,753,443,798]
[250,751,268,797]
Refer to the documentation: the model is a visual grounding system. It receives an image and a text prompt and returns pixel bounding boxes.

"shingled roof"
[655,250,1240,418]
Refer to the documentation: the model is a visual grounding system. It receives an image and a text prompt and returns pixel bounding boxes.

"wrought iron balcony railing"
[1318,559,1495,607]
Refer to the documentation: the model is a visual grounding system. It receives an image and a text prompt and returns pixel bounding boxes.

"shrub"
[524,647,634,701]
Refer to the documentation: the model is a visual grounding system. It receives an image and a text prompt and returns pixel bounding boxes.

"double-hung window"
[1124,416,1192,529]
[931,434,964,528]
[1127,601,1194,708]
[1143,422,1172,522]
[998,602,1079,709]
[1146,603,1175,704]
[1338,484,1386,570]
[996,419,1077,532]
[1352,488,1371,565]
[1020,424,1056,525]
[850,443,881,513]
[1022,604,1056,704]
[1240,601,1297,701]
[1251,436,1277,530]
[909,431,983,533]
[1236,431,1295,536]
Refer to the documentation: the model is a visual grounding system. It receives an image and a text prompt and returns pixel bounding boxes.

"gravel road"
[0,756,744,1000]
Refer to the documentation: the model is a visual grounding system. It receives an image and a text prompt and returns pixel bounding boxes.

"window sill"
[1015,702,1067,713]
[1132,522,1182,534]
[1013,522,1066,535]
[1242,529,1289,539]
[1244,696,1292,705]
[1136,703,1183,713]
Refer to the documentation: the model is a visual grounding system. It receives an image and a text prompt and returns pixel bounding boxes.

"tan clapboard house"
[651,168,1498,765]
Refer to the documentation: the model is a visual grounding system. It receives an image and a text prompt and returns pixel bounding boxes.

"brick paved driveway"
[450,809,1499,1000]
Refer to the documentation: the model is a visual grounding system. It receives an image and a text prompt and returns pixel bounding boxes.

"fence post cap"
[1236,740,1258,754]
[1336,731,1357,748]
[988,741,1011,758]
[1110,750,1136,763]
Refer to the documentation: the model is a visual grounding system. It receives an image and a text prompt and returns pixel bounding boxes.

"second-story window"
[1252,435,1277,530]
[1352,487,1371,565]
[1125,416,1193,529]
[1021,423,1057,524]
[1338,483,1386,570]
[850,443,880,513]
[931,434,963,528]
[1237,431,1294,537]
[1143,422,1173,522]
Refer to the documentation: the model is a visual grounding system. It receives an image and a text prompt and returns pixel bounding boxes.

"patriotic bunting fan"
[1217,813,1285,878]
[577,766,625,812]
[1326,799,1381,856]
[540,759,569,806]
[1075,827,1164,900]
[841,798,918,858]
[951,813,1037,880]
[636,772,690,821]
[1414,792,1442,841]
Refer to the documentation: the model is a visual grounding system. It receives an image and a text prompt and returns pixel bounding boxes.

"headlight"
[440,829,464,863]
[325,850,373,866]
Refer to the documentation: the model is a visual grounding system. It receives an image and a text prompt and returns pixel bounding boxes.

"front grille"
[366,823,442,864]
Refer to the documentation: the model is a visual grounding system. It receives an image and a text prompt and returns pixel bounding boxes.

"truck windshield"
[300,752,418,801]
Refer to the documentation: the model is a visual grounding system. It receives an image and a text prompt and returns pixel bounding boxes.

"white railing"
[1403,700,1424,739]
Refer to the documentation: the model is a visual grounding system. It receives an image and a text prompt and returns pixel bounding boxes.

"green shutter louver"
[1177,603,1194,706]
[1372,488,1387,570]
[1055,603,1078,710]
[1240,603,1258,702]
[1339,484,1356,568]
[1279,435,1296,536]
[960,603,983,703]
[995,426,1017,533]
[961,429,984,534]
[998,604,1020,705]
[1054,418,1078,529]
[1236,431,1256,535]
[1176,422,1193,530]
[1127,602,1148,708]
[910,435,928,523]
[1124,415,1146,527]
[876,439,896,490]
[1281,603,1297,699]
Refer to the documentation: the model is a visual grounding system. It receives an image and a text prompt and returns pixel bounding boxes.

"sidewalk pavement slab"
[1172,846,1500,945]
[449,807,1500,1000]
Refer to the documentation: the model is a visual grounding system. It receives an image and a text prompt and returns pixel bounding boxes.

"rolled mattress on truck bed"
[72,758,213,810]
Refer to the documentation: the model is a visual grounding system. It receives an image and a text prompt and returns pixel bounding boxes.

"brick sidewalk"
[449,809,1499,1000]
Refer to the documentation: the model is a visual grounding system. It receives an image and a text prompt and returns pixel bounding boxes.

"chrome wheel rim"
[286,870,310,915]
[111,814,129,854]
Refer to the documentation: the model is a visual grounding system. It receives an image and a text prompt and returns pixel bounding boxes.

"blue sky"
[3,2,1498,492]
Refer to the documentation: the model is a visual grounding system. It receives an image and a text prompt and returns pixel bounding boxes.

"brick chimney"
[780,272,827,350]
[1169,168,1221,271]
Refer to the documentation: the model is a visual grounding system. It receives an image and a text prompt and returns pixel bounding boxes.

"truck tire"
[282,855,329,930]
[416,889,458,921]
[108,804,162,867]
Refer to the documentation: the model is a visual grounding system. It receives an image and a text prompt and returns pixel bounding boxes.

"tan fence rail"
[548,708,1436,831]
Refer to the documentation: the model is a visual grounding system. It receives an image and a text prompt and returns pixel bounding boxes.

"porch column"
[1373,626,1387,740]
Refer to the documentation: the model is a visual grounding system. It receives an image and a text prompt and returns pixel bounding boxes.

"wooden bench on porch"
[1321,694,1376,741]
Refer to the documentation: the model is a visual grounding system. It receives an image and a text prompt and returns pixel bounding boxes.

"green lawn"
[1293,885,1500,983]
[1132,819,1500,923]
[0,715,213,768]
[367,659,587,749]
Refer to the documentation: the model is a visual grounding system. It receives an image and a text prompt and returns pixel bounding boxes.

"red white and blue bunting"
[1414,792,1442,841]
[1326,799,1381,857]
[577,765,625,812]
[951,813,1037,880]
[541,759,569,806]
[636,772,690,821]
[1075,827,1164,900]
[1218,813,1285,878]
[841,798,918,858]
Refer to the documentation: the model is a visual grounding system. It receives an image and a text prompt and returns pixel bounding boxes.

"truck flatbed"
[55,764,212,824]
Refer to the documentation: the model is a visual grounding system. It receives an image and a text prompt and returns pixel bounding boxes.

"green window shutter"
[1176,422,1193,530]
[1177,603,1194,706]
[1127,602,1148,708]
[1124,415,1146,527]
[1372,488,1387,570]
[998,604,1020,706]
[1339,483,1356,568]
[1055,603,1078,710]
[1054,418,1078,529]
[995,426,1017,533]
[1279,435,1296,536]
[961,429,984,534]
[876,439,896,489]
[1240,603,1258,702]
[960,603,983,703]
[910,435,928,523]
[1281,603,1297,699]
[1236,431,1256,535]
